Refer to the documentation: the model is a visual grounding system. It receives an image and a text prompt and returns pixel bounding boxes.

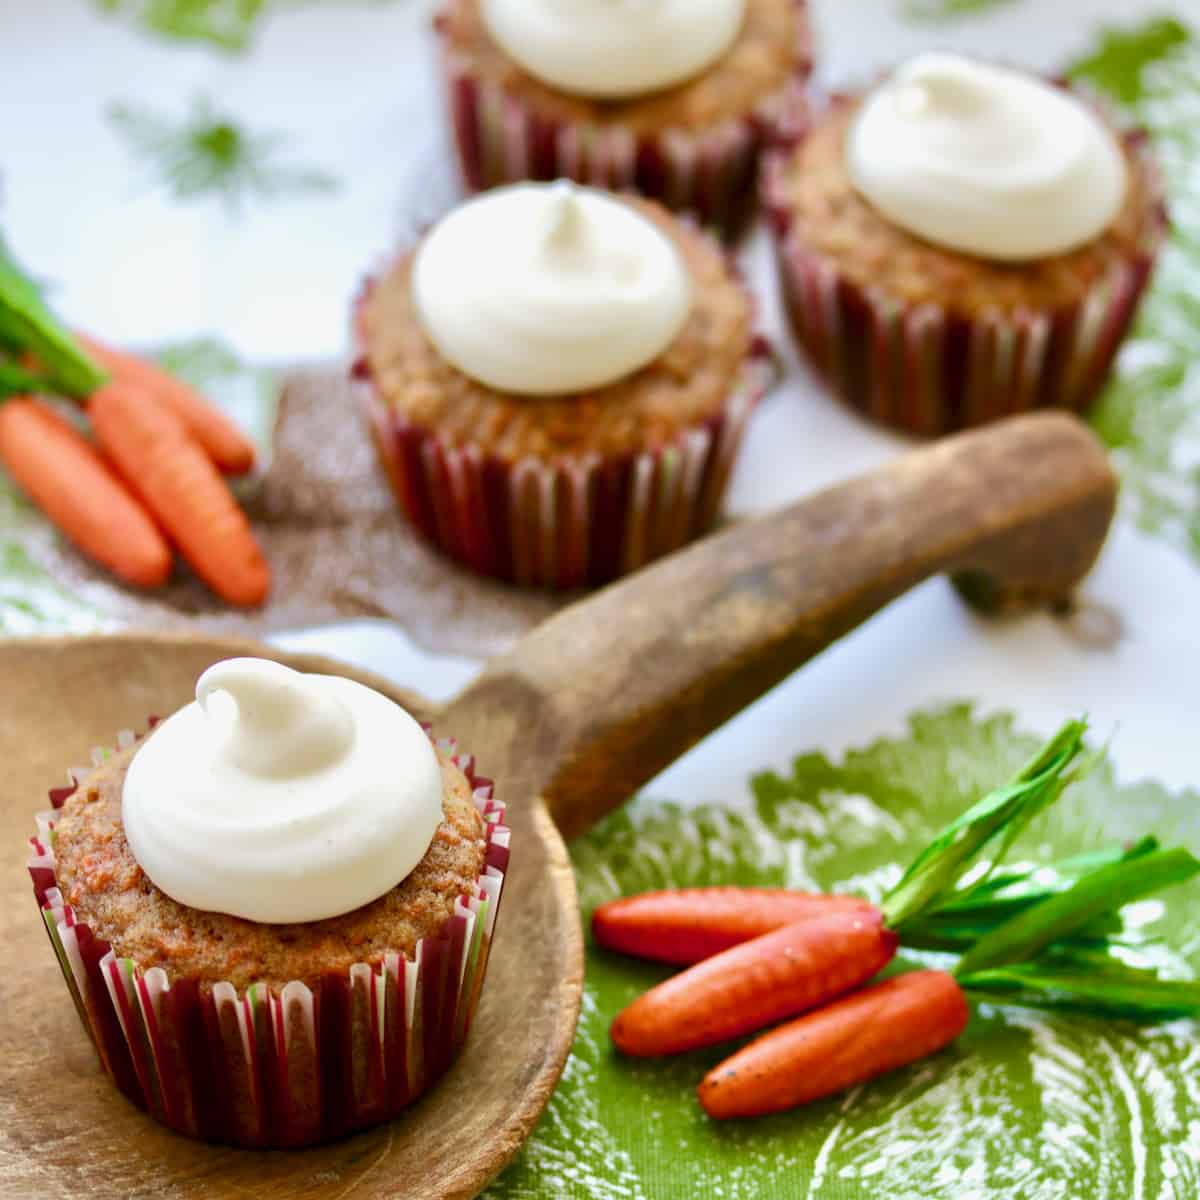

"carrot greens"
[0,234,107,400]
[878,719,1200,1018]
[880,720,1092,930]
[956,846,1200,977]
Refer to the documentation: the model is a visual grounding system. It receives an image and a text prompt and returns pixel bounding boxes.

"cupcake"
[354,181,773,588]
[434,0,812,237]
[26,658,509,1148]
[763,54,1166,435]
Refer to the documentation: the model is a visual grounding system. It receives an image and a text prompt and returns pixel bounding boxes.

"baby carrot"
[698,970,969,1119]
[76,333,256,475]
[87,382,270,607]
[610,909,897,1057]
[0,397,171,589]
[593,888,878,965]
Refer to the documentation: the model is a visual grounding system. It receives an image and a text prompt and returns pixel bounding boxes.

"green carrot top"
[0,233,107,401]
[881,719,1200,1019]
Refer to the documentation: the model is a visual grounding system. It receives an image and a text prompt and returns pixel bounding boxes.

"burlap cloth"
[37,369,565,658]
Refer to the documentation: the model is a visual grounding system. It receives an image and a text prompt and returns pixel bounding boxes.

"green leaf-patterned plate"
[489,706,1199,1199]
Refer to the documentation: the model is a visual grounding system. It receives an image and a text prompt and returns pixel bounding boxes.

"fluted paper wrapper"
[356,337,775,590]
[435,5,811,238]
[762,105,1167,436]
[27,727,510,1148]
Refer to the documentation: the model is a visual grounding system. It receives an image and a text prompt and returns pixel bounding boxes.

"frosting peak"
[411,182,692,395]
[846,54,1128,262]
[196,658,354,776]
[480,0,746,99]
[122,658,444,924]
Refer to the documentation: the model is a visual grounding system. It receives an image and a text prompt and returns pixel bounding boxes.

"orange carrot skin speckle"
[0,397,171,589]
[78,333,256,475]
[610,909,898,1057]
[593,887,878,965]
[699,970,970,1119]
[87,383,270,607]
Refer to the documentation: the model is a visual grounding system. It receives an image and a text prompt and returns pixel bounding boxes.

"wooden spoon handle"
[443,413,1117,839]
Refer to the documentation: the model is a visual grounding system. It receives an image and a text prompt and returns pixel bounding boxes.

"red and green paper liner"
[761,100,1168,436]
[354,314,775,589]
[27,727,510,1149]
[434,4,812,238]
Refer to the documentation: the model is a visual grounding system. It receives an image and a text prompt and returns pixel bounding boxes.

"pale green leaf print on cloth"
[0,492,109,635]
[899,0,1019,21]
[93,0,269,50]
[92,0,406,52]
[487,706,1200,1200]
[155,337,279,451]
[1071,20,1200,559]
[109,96,338,212]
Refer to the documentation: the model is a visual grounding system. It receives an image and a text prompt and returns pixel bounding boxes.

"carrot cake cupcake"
[762,53,1166,435]
[27,657,509,1147]
[435,0,812,236]
[354,180,772,588]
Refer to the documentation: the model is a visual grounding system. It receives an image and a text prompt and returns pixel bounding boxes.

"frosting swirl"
[122,658,444,924]
[480,0,746,99]
[846,53,1128,262]
[411,182,692,395]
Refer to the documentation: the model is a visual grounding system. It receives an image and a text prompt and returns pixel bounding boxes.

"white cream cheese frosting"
[846,53,1128,262]
[480,0,746,99]
[122,658,444,924]
[411,181,692,395]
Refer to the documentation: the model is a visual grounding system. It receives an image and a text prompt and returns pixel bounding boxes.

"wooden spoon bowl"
[0,414,1116,1199]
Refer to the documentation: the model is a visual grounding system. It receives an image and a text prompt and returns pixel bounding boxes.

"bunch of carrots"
[0,234,268,606]
[592,721,1200,1120]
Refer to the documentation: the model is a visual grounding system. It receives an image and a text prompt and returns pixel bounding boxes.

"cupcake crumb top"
[771,97,1161,315]
[359,196,754,461]
[51,742,488,994]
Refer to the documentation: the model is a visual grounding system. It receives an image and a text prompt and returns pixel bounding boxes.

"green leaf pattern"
[0,484,110,635]
[487,707,1200,1199]
[1074,22,1200,556]
[899,0,1018,22]
[92,0,405,53]
[108,95,338,212]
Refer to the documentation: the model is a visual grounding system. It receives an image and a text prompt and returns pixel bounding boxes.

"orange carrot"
[87,383,270,607]
[698,970,969,1119]
[77,333,256,475]
[0,397,171,589]
[593,888,878,965]
[610,909,897,1057]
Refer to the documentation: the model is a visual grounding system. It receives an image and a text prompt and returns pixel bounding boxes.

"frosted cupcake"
[763,54,1166,435]
[434,0,812,237]
[27,658,509,1147]
[354,181,772,588]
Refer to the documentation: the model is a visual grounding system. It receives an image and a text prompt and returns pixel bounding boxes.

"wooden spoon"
[0,412,1115,1200]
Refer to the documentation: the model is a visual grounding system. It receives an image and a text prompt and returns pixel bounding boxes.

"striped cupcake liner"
[762,115,1167,436]
[434,5,812,237]
[355,343,775,590]
[27,726,509,1149]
